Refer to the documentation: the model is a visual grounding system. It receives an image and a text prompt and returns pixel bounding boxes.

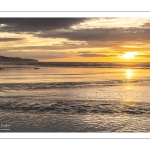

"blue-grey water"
[0,62,150,132]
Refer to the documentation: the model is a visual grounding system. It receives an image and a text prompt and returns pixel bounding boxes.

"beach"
[0,63,150,132]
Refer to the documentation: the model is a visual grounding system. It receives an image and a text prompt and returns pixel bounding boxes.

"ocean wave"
[1,78,150,90]
[0,100,150,115]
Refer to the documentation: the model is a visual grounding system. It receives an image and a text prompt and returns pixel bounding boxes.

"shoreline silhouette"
[0,55,38,62]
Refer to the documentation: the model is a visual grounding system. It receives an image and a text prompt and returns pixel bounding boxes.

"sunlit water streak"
[0,63,150,132]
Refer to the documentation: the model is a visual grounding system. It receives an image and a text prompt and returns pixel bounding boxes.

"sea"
[0,62,150,132]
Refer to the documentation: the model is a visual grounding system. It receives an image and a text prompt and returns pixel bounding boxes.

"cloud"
[0,50,70,60]
[1,18,150,56]
[1,18,150,44]
[0,38,24,42]
[78,52,116,57]
[138,55,150,57]
[0,44,87,51]
[37,27,150,43]
[0,41,121,52]
[141,22,150,28]
[0,18,87,33]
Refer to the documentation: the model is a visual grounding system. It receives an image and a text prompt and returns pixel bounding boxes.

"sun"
[122,52,138,59]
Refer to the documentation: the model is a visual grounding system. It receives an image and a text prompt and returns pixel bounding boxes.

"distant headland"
[0,55,38,62]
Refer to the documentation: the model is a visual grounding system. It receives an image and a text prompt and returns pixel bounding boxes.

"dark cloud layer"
[0,38,23,42]
[37,27,150,42]
[0,18,87,32]
[1,18,150,44]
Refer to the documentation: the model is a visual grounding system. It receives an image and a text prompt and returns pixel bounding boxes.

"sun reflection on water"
[123,69,136,102]
[126,69,134,79]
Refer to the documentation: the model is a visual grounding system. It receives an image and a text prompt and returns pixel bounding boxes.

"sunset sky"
[0,18,150,62]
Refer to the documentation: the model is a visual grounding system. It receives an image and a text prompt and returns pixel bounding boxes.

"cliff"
[0,55,38,62]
